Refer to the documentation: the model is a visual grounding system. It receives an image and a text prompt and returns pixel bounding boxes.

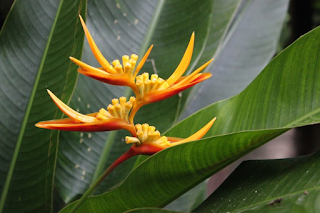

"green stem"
[69,148,136,213]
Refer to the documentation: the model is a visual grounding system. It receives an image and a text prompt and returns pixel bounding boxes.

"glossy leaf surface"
[0,0,85,212]
[195,151,320,212]
[61,19,320,213]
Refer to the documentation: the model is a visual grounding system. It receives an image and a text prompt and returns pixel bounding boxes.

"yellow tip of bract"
[79,15,111,70]
[46,89,97,123]
[171,117,216,146]
[166,32,194,86]
[133,45,153,78]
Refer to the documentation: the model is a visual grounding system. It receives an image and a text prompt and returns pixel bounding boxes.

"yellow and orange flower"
[36,16,216,211]
[69,16,151,97]
[35,90,137,136]
[133,33,212,106]
[125,118,216,155]
[69,16,213,123]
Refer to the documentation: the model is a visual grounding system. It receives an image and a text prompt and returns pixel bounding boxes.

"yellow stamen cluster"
[125,123,170,146]
[108,54,138,75]
[136,73,169,97]
[96,96,136,122]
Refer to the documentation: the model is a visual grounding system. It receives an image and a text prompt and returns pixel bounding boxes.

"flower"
[69,15,152,97]
[35,90,136,136]
[127,33,213,122]
[125,117,216,155]
[36,15,216,212]
[135,33,212,105]
[69,16,213,123]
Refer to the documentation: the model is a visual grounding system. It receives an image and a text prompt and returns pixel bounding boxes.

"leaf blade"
[194,151,320,212]
[184,0,289,115]
[0,0,86,211]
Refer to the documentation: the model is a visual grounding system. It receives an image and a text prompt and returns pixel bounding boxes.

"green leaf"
[0,0,86,212]
[194,151,320,213]
[126,208,183,213]
[55,0,240,205]
[184,0,289,115]
[61,129,288,213]
[61,22,320,213]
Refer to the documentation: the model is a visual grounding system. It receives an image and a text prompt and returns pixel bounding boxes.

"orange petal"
[70,57,110,75]
[79,15,115,73]
[36,116,136,135]
[175,59,213,87]
[171,117,216,146]
[47,90,97,123]
[166,32,194,86]
[133,45,153,78]
[77,68,136,89]
[141,73,212,105]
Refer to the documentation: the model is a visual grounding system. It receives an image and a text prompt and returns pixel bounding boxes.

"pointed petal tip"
[191,31,195,39]
[35,122,42,128]
[166,32,195,85]
[208,117,216,127]
[133,44,154,77]
[35,121,55,130]
[69,56,76,62]
[79,15,85,26]
[47,89,55,99]
[171,117,216,146]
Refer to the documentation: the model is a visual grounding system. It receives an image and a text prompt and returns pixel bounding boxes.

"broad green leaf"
[163,0,242,210]
[194,150,320,213]
[0,0,85,212]
[127,208,183,213]
[184,0,289,116]
[55,0,240,206]
[61,20,320,213]
[61,129,288,213]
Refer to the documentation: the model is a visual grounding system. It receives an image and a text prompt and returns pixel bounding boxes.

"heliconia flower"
[35,90,137,136]
[125,117,216,155]
[128,33,213,122]
[69,15,152,97]
[69,16,212,121]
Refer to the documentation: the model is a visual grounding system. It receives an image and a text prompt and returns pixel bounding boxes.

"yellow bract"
[96,97,136,122]
[136,73,169,98]
[125,123,170,147]
[125,118,216,149]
